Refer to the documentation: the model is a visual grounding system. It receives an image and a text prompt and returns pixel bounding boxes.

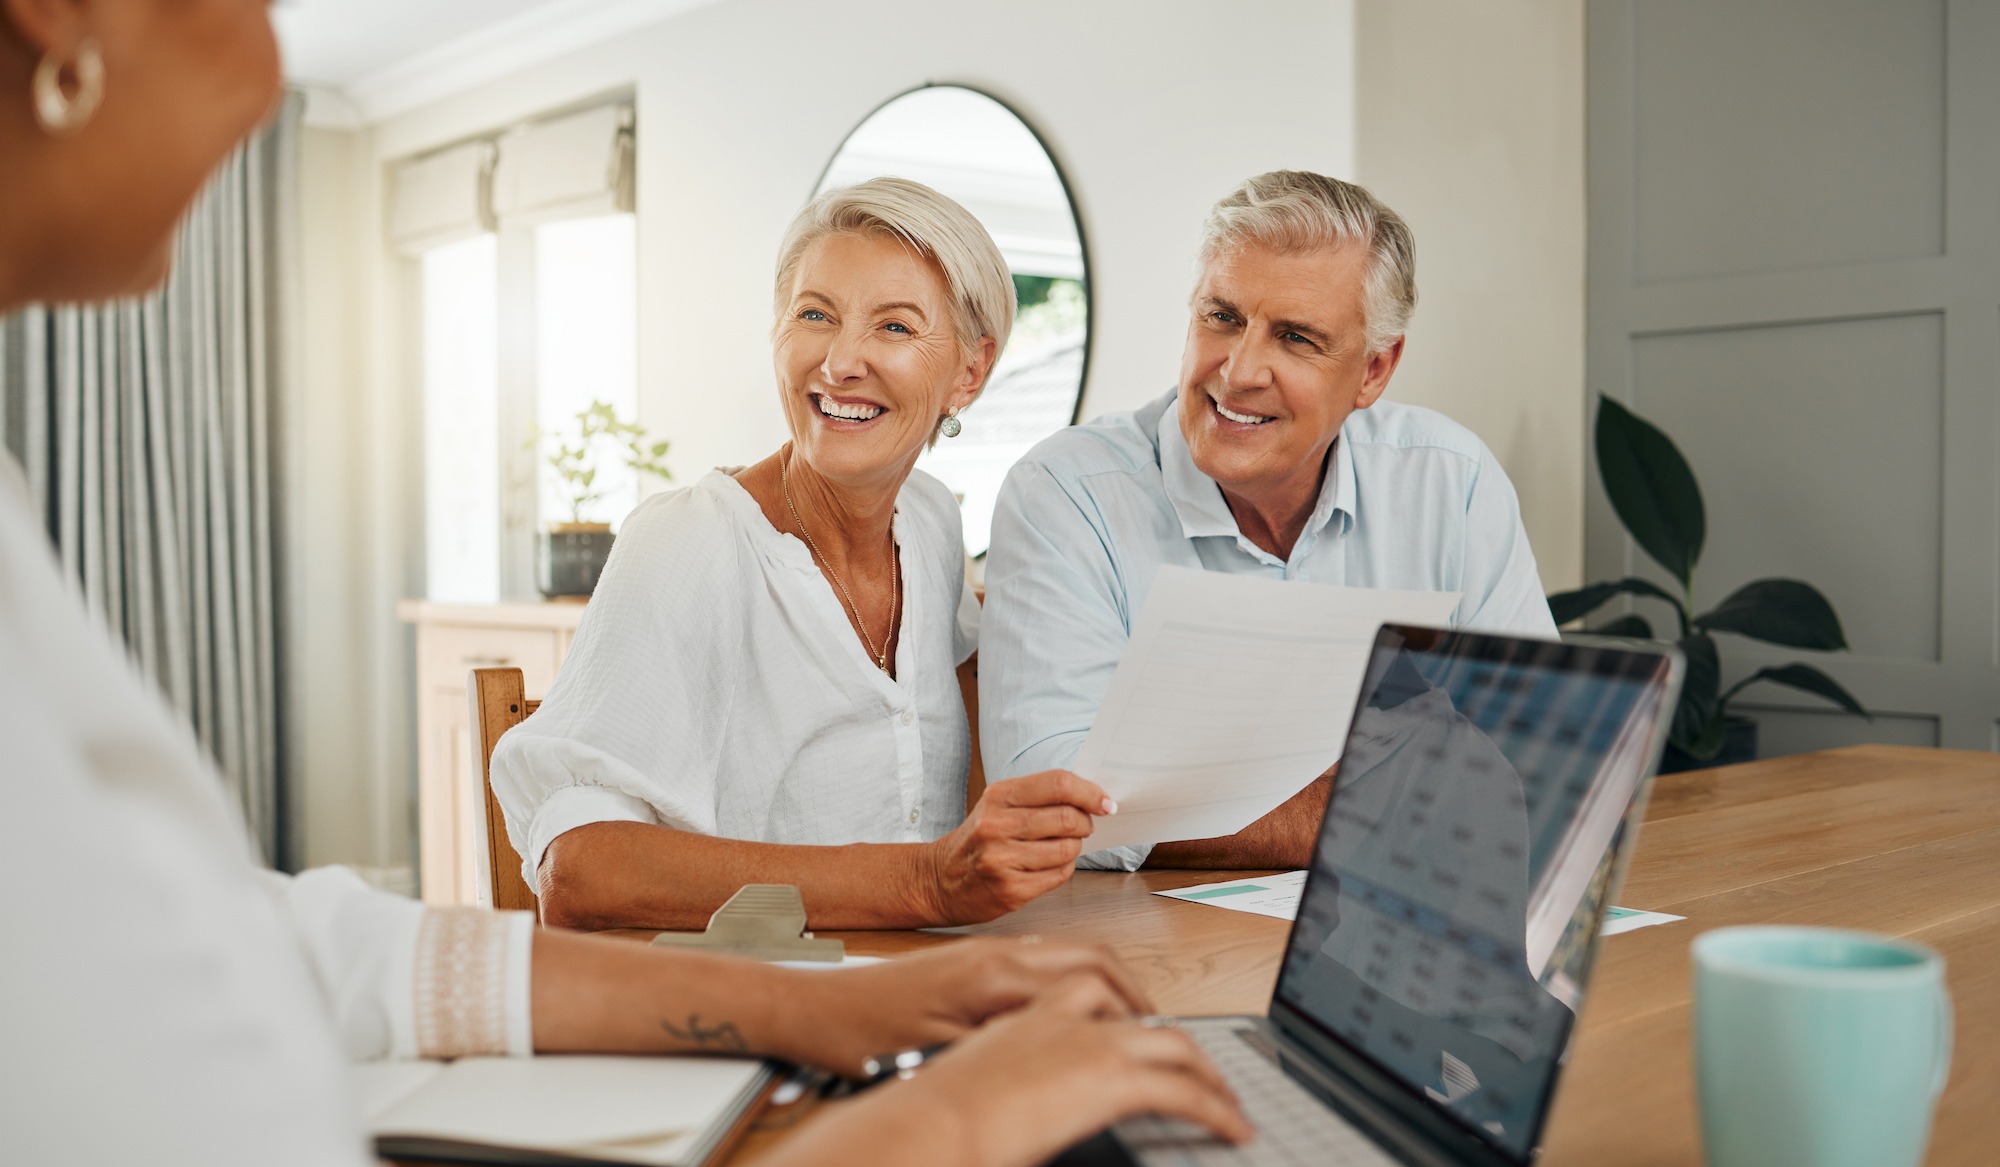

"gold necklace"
[780,448,900,673]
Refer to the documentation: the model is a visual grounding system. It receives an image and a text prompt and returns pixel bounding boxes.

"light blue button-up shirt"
[980,389,1557,869]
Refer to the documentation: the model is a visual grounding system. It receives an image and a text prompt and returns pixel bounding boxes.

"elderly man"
[979,170,1557,872]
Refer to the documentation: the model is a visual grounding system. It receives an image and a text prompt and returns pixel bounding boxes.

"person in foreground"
[981,170,1560,873]
[0,2,1246,1164]
[492,177,1114,932]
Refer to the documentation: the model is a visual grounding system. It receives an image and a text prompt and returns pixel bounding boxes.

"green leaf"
[1590,613,1655,639]
[1671,633,1720,753]
[1596,395,1705,588]
[1548,576,1687,629]
[1547,585,1614,625]
[1721,664,1868,718]
[1695,578,1848,651]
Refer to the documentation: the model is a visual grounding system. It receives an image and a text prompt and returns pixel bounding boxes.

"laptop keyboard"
[1116,1018,1399,1167]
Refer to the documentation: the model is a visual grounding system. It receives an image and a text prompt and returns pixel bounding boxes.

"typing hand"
[918,770,1111,923]
[781,938,1154,1075]
[872,973,1252,1167]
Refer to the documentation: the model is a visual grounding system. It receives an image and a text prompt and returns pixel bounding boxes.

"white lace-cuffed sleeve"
[413,906,536,1059]
[268,867,534,1061]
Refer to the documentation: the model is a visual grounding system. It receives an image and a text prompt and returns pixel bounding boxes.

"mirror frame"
[813,82,1094,426]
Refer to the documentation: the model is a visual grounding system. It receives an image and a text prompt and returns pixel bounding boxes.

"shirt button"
[899,707,915,727]
[908,808,920,824]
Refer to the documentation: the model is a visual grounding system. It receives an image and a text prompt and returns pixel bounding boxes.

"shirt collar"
[1158,396,1358,545]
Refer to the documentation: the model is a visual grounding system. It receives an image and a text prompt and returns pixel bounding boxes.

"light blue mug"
[1693,926,1953,1167]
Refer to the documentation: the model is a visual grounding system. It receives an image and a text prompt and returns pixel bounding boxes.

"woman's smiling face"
[773,230,992,490]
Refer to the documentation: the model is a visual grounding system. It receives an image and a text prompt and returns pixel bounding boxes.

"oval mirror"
[816,84,1089,559]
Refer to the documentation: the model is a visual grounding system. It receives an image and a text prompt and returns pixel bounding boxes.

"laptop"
[1064,623,1683,1167]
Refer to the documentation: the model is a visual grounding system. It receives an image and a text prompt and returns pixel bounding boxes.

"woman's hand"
[910,975,1255,1164]
[762,973,1253,1167]
[770,938,1152,1075]
[913,770,1112,923]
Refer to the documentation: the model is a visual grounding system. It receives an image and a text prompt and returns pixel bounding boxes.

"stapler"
[649,884,845,962]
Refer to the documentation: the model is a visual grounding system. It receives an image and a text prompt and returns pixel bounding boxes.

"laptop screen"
[1275,627,1673,1160]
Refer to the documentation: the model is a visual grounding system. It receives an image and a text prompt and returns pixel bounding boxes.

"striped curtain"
[0,93,301,866]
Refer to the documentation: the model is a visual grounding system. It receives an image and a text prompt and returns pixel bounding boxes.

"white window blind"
[492,103,635,230]
[388,140,495,257]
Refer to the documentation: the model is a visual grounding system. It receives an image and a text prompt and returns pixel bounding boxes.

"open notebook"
[352,1055,777,1166]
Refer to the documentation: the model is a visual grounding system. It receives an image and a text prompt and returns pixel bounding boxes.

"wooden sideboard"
[396,598,586,905]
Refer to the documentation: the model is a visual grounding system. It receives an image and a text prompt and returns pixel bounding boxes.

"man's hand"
[767,975,1252,1167]
[914,770,1112,923]
[774,938,1153,1075]
[1148,768,1335,870]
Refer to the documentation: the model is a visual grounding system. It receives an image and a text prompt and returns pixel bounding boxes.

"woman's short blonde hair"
[773,177,1015,383]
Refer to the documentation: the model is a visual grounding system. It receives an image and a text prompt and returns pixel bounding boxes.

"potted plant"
[1550,395,1866,771]
[531,400,671,597]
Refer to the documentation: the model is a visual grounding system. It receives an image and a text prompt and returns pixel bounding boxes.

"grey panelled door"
[1586,0,2000,754]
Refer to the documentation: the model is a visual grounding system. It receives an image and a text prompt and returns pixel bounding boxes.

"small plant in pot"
[1551,395,1867,771]
[531,400,671,597]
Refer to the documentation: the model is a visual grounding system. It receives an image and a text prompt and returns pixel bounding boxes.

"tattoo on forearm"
[659,1013,748,1052]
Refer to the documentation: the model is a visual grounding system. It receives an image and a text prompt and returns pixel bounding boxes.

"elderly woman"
[493,178,1110,932]
[0,2,1247,1163]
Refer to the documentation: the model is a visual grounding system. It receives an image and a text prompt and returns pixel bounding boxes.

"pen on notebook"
[848,1043,950,1092]
[770,1066,827,1107]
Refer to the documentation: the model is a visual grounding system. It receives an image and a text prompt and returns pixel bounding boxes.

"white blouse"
[0,457,532,1166]
[491,469,979,887]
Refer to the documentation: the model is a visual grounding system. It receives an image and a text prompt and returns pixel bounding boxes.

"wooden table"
[1539,745,1999,1167]
[738,745,2000,1165]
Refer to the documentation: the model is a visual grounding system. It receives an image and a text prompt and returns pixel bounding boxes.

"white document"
[1157,873,1682,945]
[1154,871,1310,919]
[1597,906,1685,936]
[773,955,884,970]
[1079,567,1460,853]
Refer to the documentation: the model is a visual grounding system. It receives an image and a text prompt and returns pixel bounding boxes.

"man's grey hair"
[774,177,1015,381]
[1196,170,1417,353]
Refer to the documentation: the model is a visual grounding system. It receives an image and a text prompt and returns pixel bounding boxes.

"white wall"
[294,0,1589,870]
[369,0,1361,473]
[292,122,422,879]
[288,126,370,869]
[1353,0,1587,592]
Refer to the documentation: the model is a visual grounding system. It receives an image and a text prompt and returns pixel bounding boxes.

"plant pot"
[538,523,614,598]
[1659,714,1759,774]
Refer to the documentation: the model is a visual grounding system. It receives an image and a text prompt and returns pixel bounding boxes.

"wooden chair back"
[470,667,542,914]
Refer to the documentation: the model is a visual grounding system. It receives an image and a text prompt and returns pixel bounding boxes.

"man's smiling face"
[1177,241,1400,518]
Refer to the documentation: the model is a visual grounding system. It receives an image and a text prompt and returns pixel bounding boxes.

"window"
[533,213,639,527]
[420,235,499,603]
[394,101,637,601]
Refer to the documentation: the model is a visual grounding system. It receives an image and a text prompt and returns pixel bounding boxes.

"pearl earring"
[939,408,962,439]
[32,38,105,137]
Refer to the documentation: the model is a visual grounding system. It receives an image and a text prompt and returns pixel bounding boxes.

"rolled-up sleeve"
[489,490,739,889]
[981,460,1151,871]
[267,867,534,1062]
[495,740,689,885]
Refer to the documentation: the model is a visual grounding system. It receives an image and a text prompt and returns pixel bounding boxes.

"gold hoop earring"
[33,38,105,137]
